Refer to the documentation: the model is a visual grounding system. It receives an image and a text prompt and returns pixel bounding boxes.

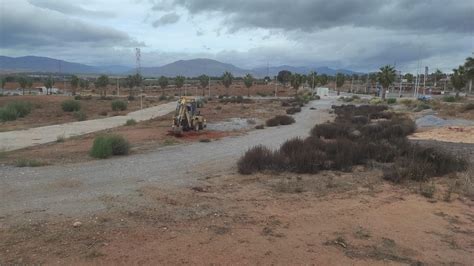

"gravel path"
[0,102,176,152]
[0,98,336,221]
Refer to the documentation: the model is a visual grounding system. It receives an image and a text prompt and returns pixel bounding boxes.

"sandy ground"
[410,126,474,144]
[2,168,473,265]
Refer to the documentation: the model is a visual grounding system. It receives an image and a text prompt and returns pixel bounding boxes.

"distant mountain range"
[0,55,359,77]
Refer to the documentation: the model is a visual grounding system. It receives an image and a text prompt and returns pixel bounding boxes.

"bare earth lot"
[0,95,168,131]
[0,98,284,165]
[1,97,473,265]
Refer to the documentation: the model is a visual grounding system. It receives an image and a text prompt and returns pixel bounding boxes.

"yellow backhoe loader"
[172,96,206,135]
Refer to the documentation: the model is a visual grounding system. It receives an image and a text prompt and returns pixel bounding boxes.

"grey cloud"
[28,0,113,17]
[0,4,141,49]
[152,12,180,27]
[172,0,473,33]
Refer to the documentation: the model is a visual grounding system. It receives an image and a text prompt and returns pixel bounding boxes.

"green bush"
[90,134,130,159]
[15,159,47,167]
[461,103,474,112]
[111,100,128,111]
[61,100,81,112]
[0,107,18,121]
[159,95,167,101]
[0,101,33,121]
[443,96,456,102]
[125,119,137,126]
[73,110,87,121]
[414,102,430,112]
[74,95,82,100]
[387,98,397,104]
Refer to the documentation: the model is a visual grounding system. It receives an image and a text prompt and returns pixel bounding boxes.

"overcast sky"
[0,0,473,72]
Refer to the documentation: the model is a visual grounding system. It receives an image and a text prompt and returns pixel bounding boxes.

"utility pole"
[398,71,403,98]
[274,76,277,97]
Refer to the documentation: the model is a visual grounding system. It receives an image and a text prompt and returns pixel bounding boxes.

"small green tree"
[44,76,55,95]
[277,70,292,86]
[198,74,209,96]
[222,71,233,96]
[27,78,33,94]
[70,75,79,96]
[243,73,254,97]
[18,76,28,95]
[335,73,345,94]
[175,75,185,96]
[79,78,89,94]
[451,66,466,93]
[290,73,303,96]
[95,75,109,97]
[0,77,5,94]
[377,65,396,100]
[158,76,168,95]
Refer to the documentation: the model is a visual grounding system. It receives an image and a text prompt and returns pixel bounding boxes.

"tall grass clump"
[61,100,81,112]
[0,101,33,121]
[111,100,128,111]
[90,134,130,159]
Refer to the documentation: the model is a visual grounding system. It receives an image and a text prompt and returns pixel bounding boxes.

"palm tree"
[308,71,318,89]
[0,77,5,95]
[290,73,303,97]
[335,73,345,94]
[79,79,89,95]
[243,73,254,97]
[27,78,33,94]
[70,75,79,96]
[95,75,109,97]
[158,76,168,95]
[198,75,209,96]
[433,69,443,88]
[464,57,474,94]
[377,65,396,100]
[175,75,185,96]
[318,74,328,86]
[451,66,466,94]
[18,76,27,95]
[221,71,233,96]
[44,76,55,95]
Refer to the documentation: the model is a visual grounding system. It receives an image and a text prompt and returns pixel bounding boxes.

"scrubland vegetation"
[239,104,468,182]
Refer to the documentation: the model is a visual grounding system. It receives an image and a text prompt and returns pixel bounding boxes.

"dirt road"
[0,102,176,152]
[0,98,336,221]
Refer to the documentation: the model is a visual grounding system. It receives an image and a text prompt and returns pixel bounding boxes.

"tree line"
[1,56,472,98]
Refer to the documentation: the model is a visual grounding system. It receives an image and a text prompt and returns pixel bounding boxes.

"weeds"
[239,104,468,181]
[56,134,66,143]
[0,101,33,121]
[15,159,48,167]
[90,134,130,159]
[73,111,87,121]
[61,100,81,112]
[125,119,137,126]
[111,100,128,111]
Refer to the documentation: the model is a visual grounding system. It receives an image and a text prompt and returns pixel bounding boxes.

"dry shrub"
[237,145,284,175]
[266,115,295,127]
[286,106,302,115]
[238,104,468,182]
[311,123,351,139]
